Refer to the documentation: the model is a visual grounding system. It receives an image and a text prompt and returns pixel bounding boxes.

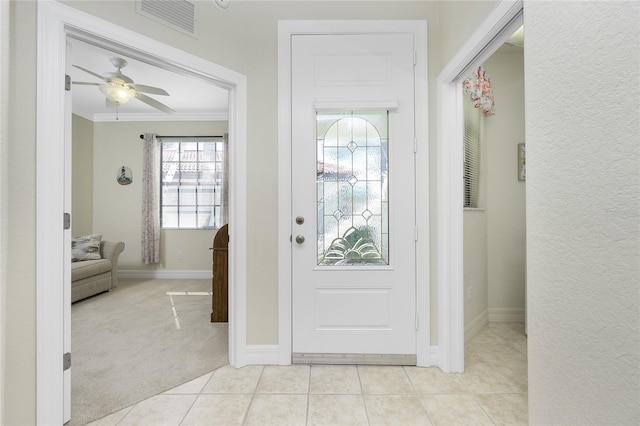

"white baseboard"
[246,345,280,365]
[429,346,440,367]
[465,309,489,343]
[488,308,525,323]
[119,269,212,280]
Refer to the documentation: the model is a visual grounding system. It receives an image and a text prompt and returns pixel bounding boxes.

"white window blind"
[463,95,484,208]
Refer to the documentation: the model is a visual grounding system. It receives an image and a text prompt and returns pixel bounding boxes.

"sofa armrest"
[100,241,125,288]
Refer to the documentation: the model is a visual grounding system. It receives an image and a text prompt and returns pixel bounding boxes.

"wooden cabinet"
[211,224,228,322]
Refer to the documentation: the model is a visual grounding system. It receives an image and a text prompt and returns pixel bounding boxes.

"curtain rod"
[139,134,225,139]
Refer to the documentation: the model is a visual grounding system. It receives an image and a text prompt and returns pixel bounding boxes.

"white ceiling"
[70,38,229,122]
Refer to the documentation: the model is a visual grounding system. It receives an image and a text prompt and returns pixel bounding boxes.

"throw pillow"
[72,233,103,262]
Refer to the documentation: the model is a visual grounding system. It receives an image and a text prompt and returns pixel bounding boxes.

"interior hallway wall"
[72,114,94,237]
[484,47,526,321]
[462,95,489,336]
[463,45,526,335]
[463,207,488,334]
[525,1,639,423]
[92,120,228,271]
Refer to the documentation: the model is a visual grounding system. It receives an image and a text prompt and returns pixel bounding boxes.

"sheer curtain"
[141,133,160,264]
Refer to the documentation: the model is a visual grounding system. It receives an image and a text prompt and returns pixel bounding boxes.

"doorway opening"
[36,2,248,424]
[462,27,526,341]
[67,35,232,425]
[436,0,523,373]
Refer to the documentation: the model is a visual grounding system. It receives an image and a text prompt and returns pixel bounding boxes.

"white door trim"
[36,2,248,424]
[0,0,8,415]
[436,0,523,373]
[278,20,429,366]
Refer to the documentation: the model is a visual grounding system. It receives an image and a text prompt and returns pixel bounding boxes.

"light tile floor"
[88,322,527,426]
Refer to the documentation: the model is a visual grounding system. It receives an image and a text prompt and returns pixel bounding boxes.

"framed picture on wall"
[518,143,526,181]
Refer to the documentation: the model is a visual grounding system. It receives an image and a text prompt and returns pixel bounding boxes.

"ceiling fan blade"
[130,84,169,96]
[72,81,101,86]
[72,65,107,82]
[135,92,175,114]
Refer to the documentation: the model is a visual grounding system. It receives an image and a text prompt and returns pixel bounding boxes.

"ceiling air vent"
[136,0,197,38]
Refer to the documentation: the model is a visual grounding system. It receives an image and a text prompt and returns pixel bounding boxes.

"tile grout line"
[305,365,312,426]
[355,365,371,426]
[471,392,498,426]
[402,366,435,424]
[177,371,216,425]
[113,405,135,426]
[241,365,266,426]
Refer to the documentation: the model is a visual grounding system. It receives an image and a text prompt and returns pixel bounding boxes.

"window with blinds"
[463,95,484,208]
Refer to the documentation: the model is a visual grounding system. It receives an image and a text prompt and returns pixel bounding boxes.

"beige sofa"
[72,241,125,303]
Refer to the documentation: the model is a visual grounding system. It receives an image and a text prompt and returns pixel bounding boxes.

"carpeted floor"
[69,278,229,426]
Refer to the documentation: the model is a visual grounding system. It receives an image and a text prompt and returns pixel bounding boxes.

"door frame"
[36,2,248,424]
[436,0,523,373]
[277,20,430,366]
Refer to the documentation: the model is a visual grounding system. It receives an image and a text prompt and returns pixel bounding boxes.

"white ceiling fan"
[72,57,175,114]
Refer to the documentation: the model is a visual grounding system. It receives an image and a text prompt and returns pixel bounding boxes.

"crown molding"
[89,110,228,122]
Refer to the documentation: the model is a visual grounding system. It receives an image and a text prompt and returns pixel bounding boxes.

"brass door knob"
[295,235,305,244]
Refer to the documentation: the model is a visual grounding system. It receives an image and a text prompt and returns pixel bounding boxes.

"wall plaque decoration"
[117,165,133,185]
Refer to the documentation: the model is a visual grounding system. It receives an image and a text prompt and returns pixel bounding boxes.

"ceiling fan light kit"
[99,84,136,104]
[73,57,175,114]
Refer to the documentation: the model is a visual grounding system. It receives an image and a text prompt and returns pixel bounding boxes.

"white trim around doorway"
[436,0,523,373]
[277,20,430,367]
[36,2,248,424]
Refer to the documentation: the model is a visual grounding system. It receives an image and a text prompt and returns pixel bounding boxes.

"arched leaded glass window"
[316,111,389,265]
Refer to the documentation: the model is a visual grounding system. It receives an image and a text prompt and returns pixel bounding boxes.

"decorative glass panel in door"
[316,110,389,265]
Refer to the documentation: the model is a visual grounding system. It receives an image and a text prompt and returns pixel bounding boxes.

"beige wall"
[2,2,505,423]
[92,120,227,271]
[0,0,9,416]
[463,209,488,329]
[438,0,500,67]
[72,114,94,236]
[463,46,526,331]
[4,1,37,424]
[463,92,489,332]
[525,1,639,423]
[484,47,526,319]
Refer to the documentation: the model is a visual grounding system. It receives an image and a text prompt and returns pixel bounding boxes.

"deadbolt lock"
[295,216,305,225]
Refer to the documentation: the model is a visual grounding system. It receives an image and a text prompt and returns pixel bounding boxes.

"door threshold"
[292,353,416,365]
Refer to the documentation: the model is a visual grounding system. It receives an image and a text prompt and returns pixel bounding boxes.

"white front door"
[291,33,418,362]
